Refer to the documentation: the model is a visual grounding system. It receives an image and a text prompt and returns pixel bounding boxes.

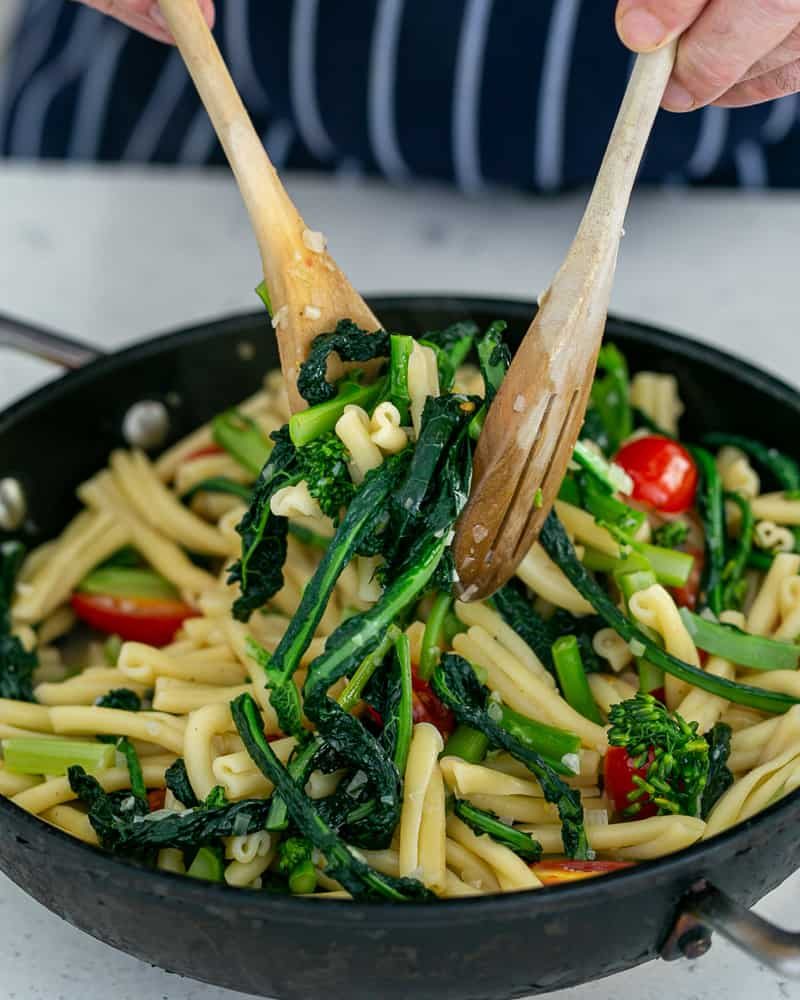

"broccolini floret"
[607,692,710,818]
[297,432,356,520]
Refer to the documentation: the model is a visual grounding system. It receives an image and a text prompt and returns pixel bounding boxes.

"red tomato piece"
[71,592,198,646]
[411,666,456,738]
[532,859,635,885]
[147,788,167,812]
[615,436,698,514]
[184,444,225,461]
[603,745,658,820]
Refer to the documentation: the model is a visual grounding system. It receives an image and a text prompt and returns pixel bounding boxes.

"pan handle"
[0,313,101,369]
[662,880,800,978]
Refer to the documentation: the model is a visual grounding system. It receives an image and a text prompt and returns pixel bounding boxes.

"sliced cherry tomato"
[412,666,455,738]
[147,788,167,812]
[184,444,225,461]
[532,859,635,885]
[670,545,704,610]
[603,745,658,820]
[359,668,455,738]
[614,436,698,514]
[71,592,198,646]
[649,686,667,705]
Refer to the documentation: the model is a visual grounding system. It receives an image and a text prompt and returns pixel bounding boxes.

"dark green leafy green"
[227,427,300,622]
[453,799,542,862]
[296,321,390,406]
[431,654,588,859]
[68,765,273,851]
[701,723,734,819]
[0,541,37,702]
[231,693,432,900]
[691,446,725,616]
[165,758,200,808]
[420,321,478,392]
[94,688,141,712]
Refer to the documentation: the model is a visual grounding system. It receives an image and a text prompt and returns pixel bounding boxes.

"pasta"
[2,325,799,905]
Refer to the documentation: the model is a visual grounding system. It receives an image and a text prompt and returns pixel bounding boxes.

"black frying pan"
[0,296,799,1000]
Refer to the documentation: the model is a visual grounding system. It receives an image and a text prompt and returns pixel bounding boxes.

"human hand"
[616,0,800,110]
[73,0,215,44]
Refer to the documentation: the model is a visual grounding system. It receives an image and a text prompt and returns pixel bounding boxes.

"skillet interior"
[0,295,798,1000]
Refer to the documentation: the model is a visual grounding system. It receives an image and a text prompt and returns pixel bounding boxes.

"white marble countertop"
[0,163,799,1000]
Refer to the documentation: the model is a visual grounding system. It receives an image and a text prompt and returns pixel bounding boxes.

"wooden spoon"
[157,0,380,413]
[454,41,678,602]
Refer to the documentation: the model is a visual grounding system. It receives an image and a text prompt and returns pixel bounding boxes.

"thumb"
[615,0,708,53]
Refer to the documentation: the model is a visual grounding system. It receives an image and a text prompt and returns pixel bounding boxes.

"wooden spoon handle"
[158,0,299,265]
[574,40,678,269]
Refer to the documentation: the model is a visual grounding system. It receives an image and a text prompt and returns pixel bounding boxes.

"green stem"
[679,608,800,671]
[497,704,580,773]
[572,440,631,495]
[180,476,253,504]
[1,738,115,776]
[116,737,147,804]
[638,544,694,588]
[186,846,224,882]
[722,492,754,608]
[212,410,272,476]
[337,625,400,713]
[551,635,604,725]
[287,522,331,551]
[289,377,388,448]
[78,567,179,601]
[617,567,665,694]
[288,859,317,895]
[389,334,413,424]
[393,633,413,774]
[418,591,452,681]
[265,738,319,832]
[443,724,489,763]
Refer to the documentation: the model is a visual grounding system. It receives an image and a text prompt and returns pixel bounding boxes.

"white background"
[0,164,798,999]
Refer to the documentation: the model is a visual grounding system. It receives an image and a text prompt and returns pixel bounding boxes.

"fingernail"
[150,4,169,30]
[618,8,667,52]
[662,79,695,112]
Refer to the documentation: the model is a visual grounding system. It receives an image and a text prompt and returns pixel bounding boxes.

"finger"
[615,0,710,53]
[741,24,800,82]
[714,58,800,107]
[664,0,800,112]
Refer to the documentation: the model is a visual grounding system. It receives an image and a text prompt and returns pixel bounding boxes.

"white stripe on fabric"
[9,6,101,156]
[67,20,128,159]
[0,0,62,145]
[762,93,798,144]
[263,118,296,168]
[224,0,270,113]
[734,140,768,188]
[452,0,494,193]
[368,0,410,182]
[122,50,188,162]
[685,106,729,179]
[534,0,582,192]
[178,105,218,165]
[290,0,335,160]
